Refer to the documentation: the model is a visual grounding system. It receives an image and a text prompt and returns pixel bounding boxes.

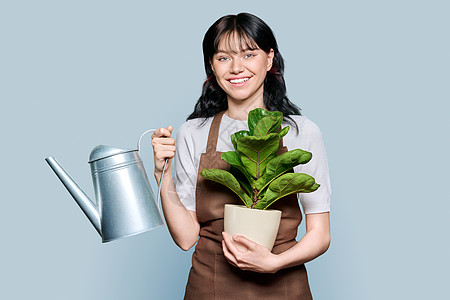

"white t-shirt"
[173,113,331,214]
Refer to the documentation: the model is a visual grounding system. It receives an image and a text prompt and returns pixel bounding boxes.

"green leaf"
[254,173,320,210]
[237,133,281,179]
[199,168,253,207]
[221,151,255,186]
[231,130,250,151]
[231,167,253,196]
[254,149,313,192]
[248,109,282,135]
[278,126,289,138]
[253,115,283,138]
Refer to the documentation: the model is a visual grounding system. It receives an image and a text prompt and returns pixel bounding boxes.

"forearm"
[156,170,200,251]
[274,213,330,271]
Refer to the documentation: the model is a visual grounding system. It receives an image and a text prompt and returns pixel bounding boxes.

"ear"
[209,58,215,73]
[266,49,275,71]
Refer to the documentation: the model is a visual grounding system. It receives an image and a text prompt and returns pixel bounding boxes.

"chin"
[226,91,254,101]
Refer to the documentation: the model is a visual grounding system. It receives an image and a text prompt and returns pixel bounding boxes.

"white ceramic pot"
[224,204,281,251]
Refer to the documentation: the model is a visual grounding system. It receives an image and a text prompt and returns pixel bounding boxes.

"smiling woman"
[151,12,331,299]
[211,36,274,108]
[188,12,302,123]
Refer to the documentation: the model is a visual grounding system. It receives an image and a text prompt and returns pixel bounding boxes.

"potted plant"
[200,108,320,251]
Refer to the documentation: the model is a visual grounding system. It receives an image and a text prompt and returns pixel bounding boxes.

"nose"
[230,59,244,74]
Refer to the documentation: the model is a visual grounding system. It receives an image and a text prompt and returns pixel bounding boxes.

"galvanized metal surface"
[45,130,165,243]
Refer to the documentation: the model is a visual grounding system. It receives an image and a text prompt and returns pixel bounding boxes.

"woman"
[152,13,331,299]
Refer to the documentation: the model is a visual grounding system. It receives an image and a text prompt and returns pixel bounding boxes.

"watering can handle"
[137,129,169,210]
[137,129,158,152]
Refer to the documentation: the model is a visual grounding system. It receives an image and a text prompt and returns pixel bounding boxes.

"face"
[210,34,274,105]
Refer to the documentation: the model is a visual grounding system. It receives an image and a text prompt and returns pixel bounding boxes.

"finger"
[153,144,176,155]
[222,231,235,250]
[155,151,175,161]
[152,127,172,138]
[222,240,253,271]
[152,137,175,145]
[232,235,257,251]
[153,142,176,153]
[222,240,238,267]
[222,232,245,254]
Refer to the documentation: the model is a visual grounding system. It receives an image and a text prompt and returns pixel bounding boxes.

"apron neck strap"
[206,111,225,154]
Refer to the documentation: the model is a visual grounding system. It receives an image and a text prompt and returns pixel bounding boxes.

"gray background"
[1,0,449,299]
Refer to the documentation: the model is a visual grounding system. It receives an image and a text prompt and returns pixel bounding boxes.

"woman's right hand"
[151,125,176,181]
[151,126,199,250]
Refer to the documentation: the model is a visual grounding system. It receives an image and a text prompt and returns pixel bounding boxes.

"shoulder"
[285,115,323,137]
[283,115,325,150]
[177,117,213,139]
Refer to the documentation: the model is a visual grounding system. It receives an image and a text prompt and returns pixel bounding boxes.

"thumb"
[233,235,256,249]
[167,125,173,134]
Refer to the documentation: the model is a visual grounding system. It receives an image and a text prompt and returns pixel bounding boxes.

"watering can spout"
[45,157,102,236]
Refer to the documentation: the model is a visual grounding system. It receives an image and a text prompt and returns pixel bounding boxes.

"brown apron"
[184,111,313,299]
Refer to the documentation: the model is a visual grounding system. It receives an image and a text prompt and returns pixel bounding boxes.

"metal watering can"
[45,130,166,243]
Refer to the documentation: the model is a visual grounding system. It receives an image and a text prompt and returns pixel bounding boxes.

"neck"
[225,93,265,121]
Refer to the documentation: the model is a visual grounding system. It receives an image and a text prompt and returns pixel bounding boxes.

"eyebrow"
[216,48,258,55]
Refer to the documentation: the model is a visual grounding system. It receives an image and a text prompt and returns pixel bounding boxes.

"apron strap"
[206,111,225,154]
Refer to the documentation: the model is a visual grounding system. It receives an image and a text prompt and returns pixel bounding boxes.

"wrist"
[154,169,172,184]
[270,253,284,273]
[270,243,301,272]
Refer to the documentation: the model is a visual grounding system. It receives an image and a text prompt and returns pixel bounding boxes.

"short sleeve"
[294,119,331,214]
[173,122,198,211]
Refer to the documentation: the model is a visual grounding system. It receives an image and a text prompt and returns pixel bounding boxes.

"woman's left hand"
[221,231,279,274]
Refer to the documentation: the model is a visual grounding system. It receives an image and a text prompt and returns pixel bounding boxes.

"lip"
[227,76,251,86]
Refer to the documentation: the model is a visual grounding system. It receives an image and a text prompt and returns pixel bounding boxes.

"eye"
[218,56,230,62]
[244,53,255,59]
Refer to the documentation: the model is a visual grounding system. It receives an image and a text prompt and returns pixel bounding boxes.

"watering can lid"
[89,145,135,163]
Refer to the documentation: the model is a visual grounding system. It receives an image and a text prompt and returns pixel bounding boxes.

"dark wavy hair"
[187,12,301,129]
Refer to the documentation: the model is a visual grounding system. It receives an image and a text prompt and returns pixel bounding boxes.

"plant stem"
[252,188,259,209]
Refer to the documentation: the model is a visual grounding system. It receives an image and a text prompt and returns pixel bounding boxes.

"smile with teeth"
[229,77,250,84]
